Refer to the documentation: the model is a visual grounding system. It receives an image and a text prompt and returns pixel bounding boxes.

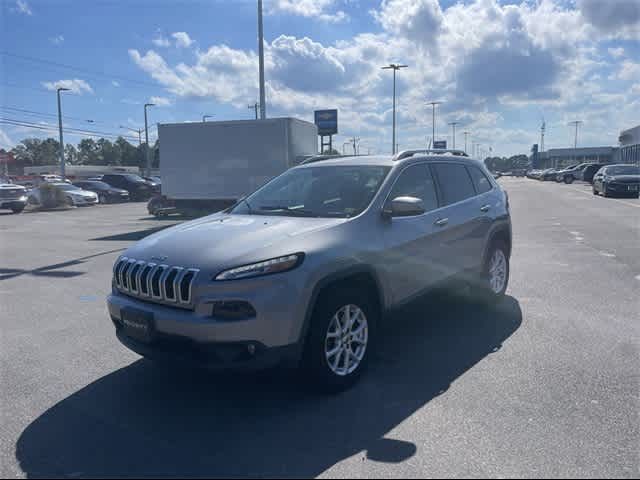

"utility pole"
[464,131,470,154]
[248,102,259,120]
[448,121,459,150]
[427,101,442,146]
[257,0,266,119]
[382,64,408,154]
[348,137,360,156]
[56,87,70,178]
[540,119,546,153]
[568,120,582,148]
[144,103,155,176]
[120,125,142,145]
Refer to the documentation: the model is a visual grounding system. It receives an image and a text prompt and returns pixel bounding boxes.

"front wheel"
[99,193,108,204]
[303,288,377,393]
[11,206,25,214]
[564,176,574,184]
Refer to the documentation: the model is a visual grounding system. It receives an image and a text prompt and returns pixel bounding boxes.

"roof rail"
[393,149,469,160]
[299,154,350,165]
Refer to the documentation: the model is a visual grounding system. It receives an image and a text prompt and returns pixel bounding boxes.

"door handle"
[480,204,491,212]
[434,218,449,227]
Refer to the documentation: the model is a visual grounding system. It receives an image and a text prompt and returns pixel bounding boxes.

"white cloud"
[270,0,348,23]
[171,32,193,48]
[112,80,120,87]
[149,96,172,106]
[49,35,64,45]
[128,0,635,156]
[42,79,94,95]
[0,128,14,150]
[578,0,640,39]
[608,47,625,58]
[152,36,171,48]
[612,60,640,81]
[15,0,32,15]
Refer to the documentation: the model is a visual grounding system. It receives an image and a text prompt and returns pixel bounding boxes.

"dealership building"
[617,125,640,165]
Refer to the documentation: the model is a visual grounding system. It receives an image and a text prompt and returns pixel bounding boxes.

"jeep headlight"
[214,253,304,281]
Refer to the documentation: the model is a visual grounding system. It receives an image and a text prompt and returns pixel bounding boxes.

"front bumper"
[0,199,27,209]
[106,272,309,369]
[72,196,98,205]
[607,182,639,194]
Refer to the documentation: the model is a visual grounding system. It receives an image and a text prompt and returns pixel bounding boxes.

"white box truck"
[149,118,317,216]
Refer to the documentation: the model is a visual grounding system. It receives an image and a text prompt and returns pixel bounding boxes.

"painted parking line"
[565,185,640,209]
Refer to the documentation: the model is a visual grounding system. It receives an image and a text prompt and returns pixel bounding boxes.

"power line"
[0,106,103,126]
[1,51,161,90]
[0,118,140,142]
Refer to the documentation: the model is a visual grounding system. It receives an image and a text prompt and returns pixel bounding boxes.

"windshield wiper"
[259,205,316,217]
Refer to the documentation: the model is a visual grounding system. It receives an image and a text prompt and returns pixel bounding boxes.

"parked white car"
[29,183,98,206]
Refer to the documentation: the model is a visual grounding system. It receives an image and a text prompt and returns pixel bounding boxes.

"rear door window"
[432,163,477,206]
[467,165,493,194]
[388,164,438,212]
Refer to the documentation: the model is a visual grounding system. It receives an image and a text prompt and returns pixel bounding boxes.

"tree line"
[484,154,530,172]
[7,136,159,174]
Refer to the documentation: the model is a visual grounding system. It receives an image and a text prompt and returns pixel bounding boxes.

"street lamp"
[464,131,470,154]
[202,115,214,122]
[248,102,259,120]
[56,87,70,178]
[120,125,142,145]
[427,101,442,147]
[144,103,155,176]
[448,122,459,150]
[257,0,266,119]
[382,63,408,155]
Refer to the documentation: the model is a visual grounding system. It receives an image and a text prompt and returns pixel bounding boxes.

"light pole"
[120,125,142,145]
[248,102,259,120]
[464,131,470,154]
[202,115,214,122]
[56,87,70,178]
[144,103,155,176]
[257,0,266,119]
[568,120,583,148]
[382,63,408,155]
[448,121,459,150]
[427,101,442,146]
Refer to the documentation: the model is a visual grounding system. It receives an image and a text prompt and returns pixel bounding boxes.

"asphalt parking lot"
[1,178,638,478]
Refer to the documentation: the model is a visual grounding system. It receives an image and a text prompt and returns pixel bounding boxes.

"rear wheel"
[564,175,574,184]
[303,287,377,393]
[477,241,510,302]
[99,193,108,204]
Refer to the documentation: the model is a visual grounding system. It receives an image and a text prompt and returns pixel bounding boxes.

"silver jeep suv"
[107,150,512,391]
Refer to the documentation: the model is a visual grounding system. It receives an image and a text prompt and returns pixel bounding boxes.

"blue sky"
[1,0,639,156]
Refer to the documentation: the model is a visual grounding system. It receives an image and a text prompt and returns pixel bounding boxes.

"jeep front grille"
[113,257,199,308]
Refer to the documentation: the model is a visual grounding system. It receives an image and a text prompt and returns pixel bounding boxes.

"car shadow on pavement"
[90,225,174,242]
[15,294,522,478]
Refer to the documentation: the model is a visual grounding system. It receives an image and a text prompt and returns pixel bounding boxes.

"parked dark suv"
[107,150,512,391]
[579,163,609,184]
[101,174,155,201]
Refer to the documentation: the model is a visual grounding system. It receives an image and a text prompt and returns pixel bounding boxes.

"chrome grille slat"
[112,258,199,308]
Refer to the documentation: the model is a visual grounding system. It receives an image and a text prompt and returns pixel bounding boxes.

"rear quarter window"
[467,165,493,194]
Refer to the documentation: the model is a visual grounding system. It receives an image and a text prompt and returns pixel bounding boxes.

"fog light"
[210,301,256,320]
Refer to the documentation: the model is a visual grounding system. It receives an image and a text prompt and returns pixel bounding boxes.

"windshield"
[85,181,110,188]
[607,165,640,175]
[230,165,391,218]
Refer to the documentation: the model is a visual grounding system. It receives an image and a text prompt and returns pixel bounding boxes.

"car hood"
[0,184,25,191]
[123,213,347,272]
[107,187,129,194]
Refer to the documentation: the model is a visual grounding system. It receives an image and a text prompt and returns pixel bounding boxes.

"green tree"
[78,138,101,165]
[65,144,79,164]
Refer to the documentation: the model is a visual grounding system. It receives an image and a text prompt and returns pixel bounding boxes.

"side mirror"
[382,196,426,218]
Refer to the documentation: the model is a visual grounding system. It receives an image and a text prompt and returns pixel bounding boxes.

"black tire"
[602,184,609,197]
[303,286,378,393]
[478,240,510,303]
[592,186,598,195]
[11,206,24,214]
[564,176,574,184]
[99,193,108,204]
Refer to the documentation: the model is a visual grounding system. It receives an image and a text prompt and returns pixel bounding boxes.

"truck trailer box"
[158,118,317,201]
